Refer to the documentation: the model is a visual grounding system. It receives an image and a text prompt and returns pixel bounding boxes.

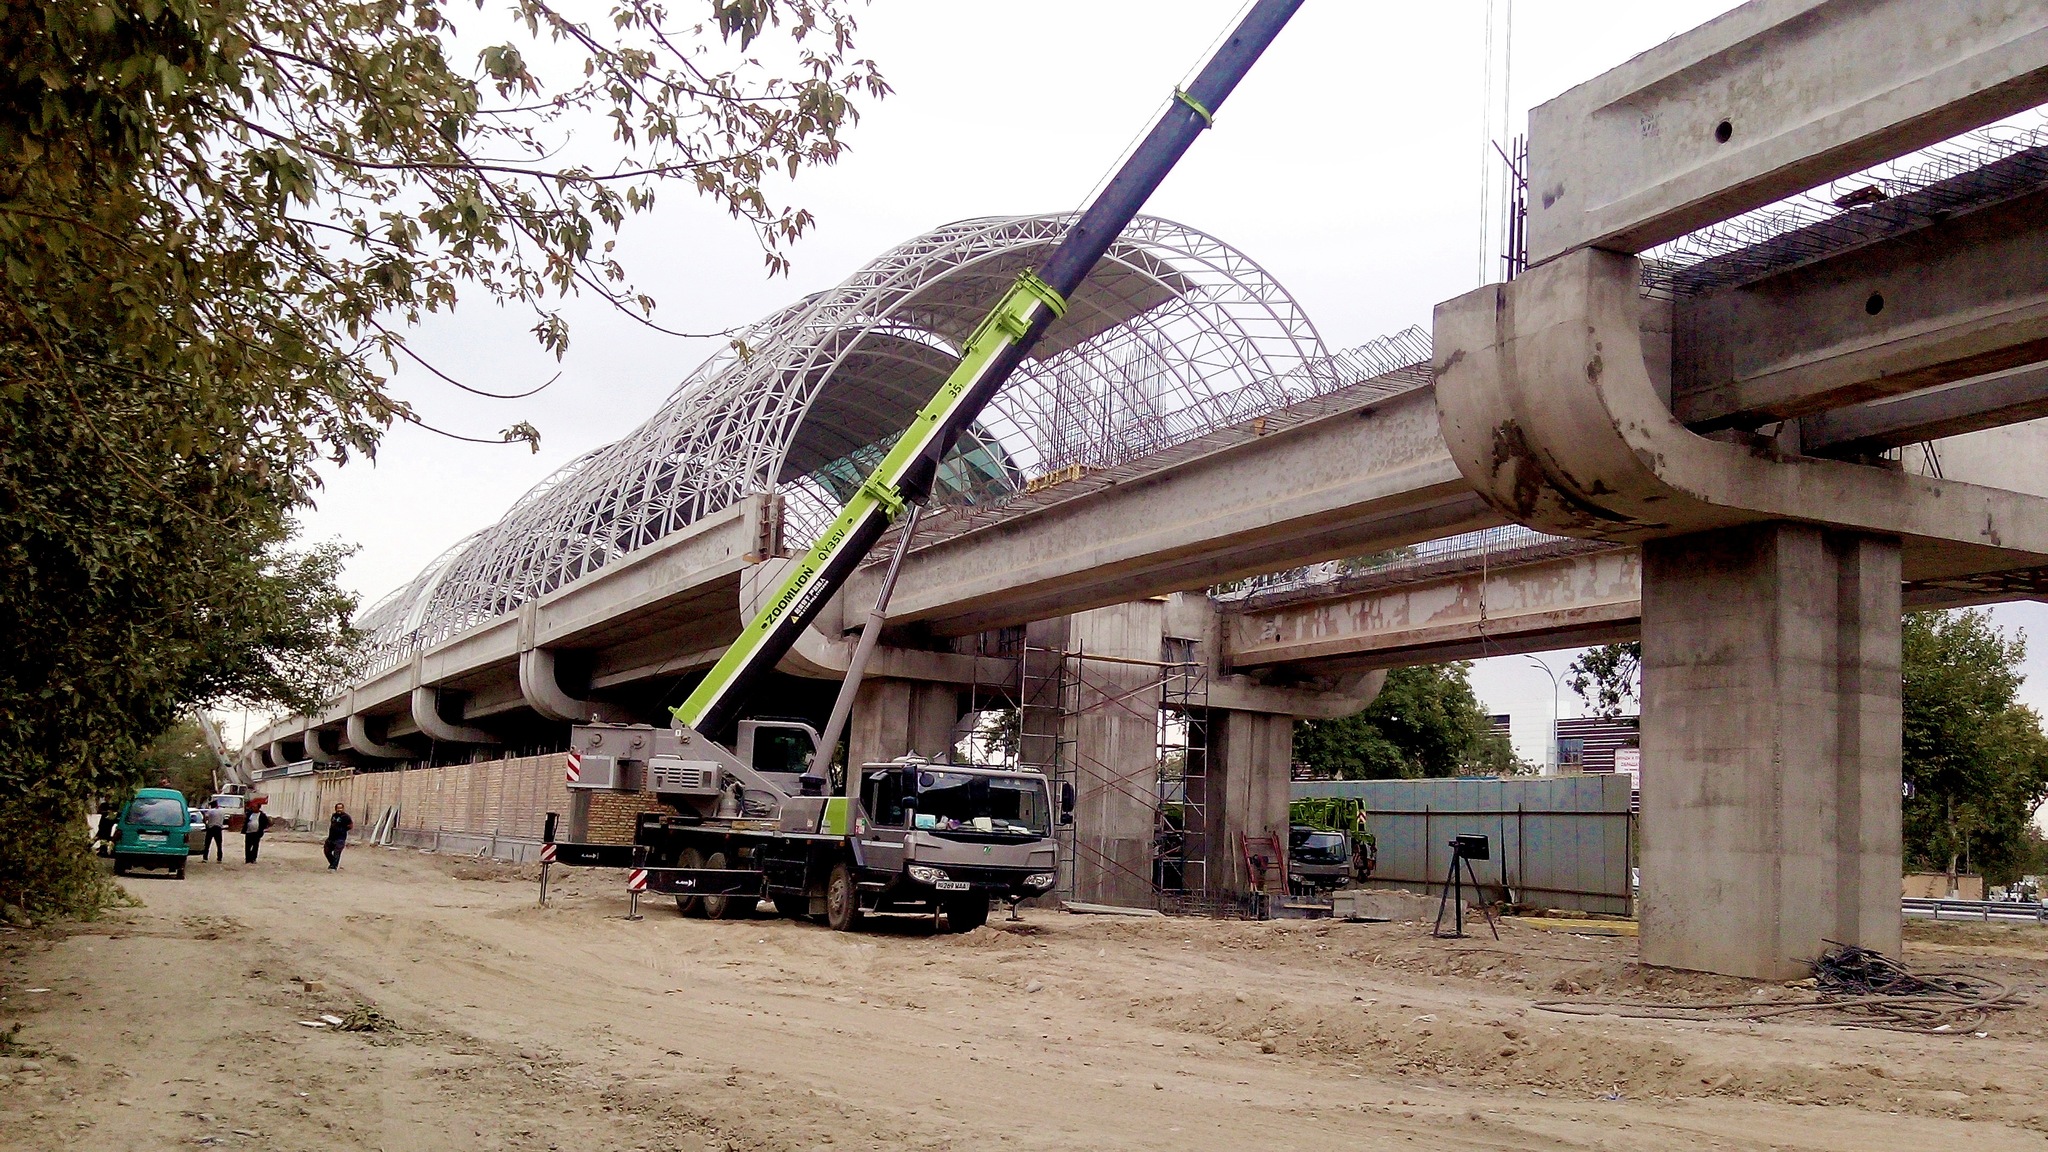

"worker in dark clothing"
[324,802,353,870]
[201,803,226,861]
[243,801,270,863]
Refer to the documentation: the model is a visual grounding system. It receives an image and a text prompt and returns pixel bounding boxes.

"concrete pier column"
[1066,602,1166,907]
[1640,522,1902,979]
[847,678,961,769]
[1199,710,1294,899]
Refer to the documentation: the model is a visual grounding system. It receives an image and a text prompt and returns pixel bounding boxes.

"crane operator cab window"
[748,723,816,777]
[860,767,911,828]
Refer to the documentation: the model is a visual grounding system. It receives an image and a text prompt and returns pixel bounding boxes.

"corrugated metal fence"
[1292,775,1633,915]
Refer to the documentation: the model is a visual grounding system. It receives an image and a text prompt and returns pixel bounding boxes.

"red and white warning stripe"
[539,843,557,865]
[564,750,582,784]
[627,868,649,892]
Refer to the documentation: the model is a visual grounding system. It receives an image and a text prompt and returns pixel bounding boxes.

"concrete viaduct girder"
[846,373,1502,637]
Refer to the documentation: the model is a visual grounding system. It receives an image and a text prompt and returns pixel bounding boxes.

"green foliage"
[1566,642,1640,719]
[1293,664,1522,780]
[2013,825,2048,881]
[0,1,883,917]
[1902,609,2048,885]
[137,716,220,802]
[0,787,116,920]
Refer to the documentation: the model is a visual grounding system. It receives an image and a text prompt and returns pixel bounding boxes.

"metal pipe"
[819,505,924,802]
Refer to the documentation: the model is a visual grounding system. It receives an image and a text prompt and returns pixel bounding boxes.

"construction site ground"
[4,837,2047,1151]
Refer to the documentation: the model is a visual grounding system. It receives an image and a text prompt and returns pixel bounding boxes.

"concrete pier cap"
[1433,252,2048,979]
[345,713,413,761]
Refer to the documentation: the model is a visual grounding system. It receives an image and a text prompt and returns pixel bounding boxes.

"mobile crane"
[548,0,1304,930]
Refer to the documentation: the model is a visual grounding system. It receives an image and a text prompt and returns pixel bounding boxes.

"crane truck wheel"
[943,895,989,933]
[825,861,863,932]
[700,851,750,920]
[674,847,705,918]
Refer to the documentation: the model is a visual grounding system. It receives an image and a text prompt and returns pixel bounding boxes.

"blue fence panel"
[1292,775,1633,915]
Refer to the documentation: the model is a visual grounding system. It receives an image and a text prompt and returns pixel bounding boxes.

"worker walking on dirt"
[243,800,270,863]
[201,803,226,862]
[324,802,353,870]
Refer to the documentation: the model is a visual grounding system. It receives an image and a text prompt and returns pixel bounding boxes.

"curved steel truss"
[356,213,1333,674]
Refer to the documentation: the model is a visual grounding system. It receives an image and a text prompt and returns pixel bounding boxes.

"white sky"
[263,0,2048,759]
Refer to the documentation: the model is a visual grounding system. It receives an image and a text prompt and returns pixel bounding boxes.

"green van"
[113,788,190,878]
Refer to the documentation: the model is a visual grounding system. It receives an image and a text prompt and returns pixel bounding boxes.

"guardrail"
[1903,897,2047,925]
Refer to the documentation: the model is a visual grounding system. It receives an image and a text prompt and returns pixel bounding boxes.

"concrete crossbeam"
[1223,548,1643,673]
[1528,0,2048,262]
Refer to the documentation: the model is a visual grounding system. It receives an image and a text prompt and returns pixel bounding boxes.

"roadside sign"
[1614,747,1641,787]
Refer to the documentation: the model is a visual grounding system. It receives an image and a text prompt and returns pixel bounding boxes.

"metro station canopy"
[355,214,1342,674]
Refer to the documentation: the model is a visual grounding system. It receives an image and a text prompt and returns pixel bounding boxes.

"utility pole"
[1526,656,1559,775]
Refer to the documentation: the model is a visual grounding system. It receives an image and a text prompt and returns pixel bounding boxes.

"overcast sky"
[269,0,2048,761]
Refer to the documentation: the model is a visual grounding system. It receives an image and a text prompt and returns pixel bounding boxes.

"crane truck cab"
[564,722,1069,931]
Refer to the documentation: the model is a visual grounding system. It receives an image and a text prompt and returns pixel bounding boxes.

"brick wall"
[588,789,667,844]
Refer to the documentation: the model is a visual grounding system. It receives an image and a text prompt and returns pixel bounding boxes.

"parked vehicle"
[1287,824,1354,897]
[113,788,190,878]
[186,809,207,853]
[1286,797,1376,898]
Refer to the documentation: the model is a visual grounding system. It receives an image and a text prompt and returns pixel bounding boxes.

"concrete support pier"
[1639,523,1903,979]
[1067,602,1166,907]
[847,678,960,769]
[1201,711,1294,899]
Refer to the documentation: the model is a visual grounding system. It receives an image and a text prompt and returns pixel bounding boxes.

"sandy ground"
[4,839,2048,1151]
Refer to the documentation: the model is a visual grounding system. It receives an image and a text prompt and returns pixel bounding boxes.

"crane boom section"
[671,273,1065,732]
[673,0,1304,737]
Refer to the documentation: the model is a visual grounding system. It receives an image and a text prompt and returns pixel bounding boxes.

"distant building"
[1557,715,1639,775]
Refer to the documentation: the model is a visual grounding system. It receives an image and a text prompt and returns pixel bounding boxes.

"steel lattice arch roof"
[353,213,1350,675]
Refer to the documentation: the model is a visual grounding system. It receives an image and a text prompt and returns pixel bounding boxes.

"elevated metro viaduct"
[250,1,2048,977]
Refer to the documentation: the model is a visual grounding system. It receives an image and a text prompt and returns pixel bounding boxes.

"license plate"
[140,832,166,842]
[934,880,970,892]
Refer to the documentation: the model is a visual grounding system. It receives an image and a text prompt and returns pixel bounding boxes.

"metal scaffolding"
[1153,638,1212,915]
[1014,638,1210,911]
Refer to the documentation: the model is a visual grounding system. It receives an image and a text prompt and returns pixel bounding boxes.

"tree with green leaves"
[1293,663,1523,780]
[1902,609,2048,886]
[137,716,222,802]
[1566,642,1640,719]
[1,0,885,917]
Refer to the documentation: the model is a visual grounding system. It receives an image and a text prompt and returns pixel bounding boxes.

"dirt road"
[4,838,2047,1151]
